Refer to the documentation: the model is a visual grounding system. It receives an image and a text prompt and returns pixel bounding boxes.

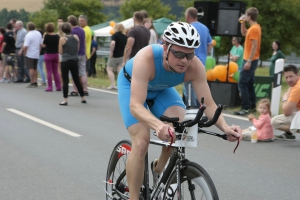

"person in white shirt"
[22,22,42,87]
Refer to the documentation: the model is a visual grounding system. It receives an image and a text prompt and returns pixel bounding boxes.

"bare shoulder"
[132,45,155,79]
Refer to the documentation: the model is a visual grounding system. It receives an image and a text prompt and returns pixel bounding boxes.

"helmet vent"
[181,27,187,35]
[171,27,179,34]
[173,37,184,45]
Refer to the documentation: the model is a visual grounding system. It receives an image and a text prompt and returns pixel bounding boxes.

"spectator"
[122,11,150,65]
[37,29,46,85]
[58,23,86,106]
[183,7,212,107]
[234,7,261,116]
[57,17,64,24]
[89,32,98,77]
[269,40,285,77]
[67,15,87,97]
[15,20,30,83]
[230,37,244,71]
[42,23,61,91]
[143,18,157,45]
[1,23,16,83]
[78,14,91,96]
[242,98,274,141]
[57,23,65,84]
[0,27,5,81]
[272,65,300,140]
[107,23,127,90]
[22,22,42,88]
[140,10,148,18]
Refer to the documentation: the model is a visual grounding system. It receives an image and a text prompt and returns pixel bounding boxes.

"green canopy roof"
[153,17,174,36]
[90,20,119,31]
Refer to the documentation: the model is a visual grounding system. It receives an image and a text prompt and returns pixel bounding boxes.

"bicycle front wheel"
[106,140,132,200]
[163,161,219,200]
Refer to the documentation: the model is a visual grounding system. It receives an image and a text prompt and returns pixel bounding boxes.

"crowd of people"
[0,16,95,105]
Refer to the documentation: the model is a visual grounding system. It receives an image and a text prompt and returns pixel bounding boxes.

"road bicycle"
[105,99,236,200]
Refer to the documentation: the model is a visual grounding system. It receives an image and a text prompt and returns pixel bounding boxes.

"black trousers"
[61,60,84,98]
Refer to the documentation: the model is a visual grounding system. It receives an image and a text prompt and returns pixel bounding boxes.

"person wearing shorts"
[117,22,242,199]
[107,23,127,90]
[272,65,300,140]
[22,22,42,87]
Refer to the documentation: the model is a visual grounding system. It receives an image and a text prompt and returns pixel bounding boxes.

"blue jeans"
[183,82,200,107]
[16,49,30,81]
[238,59,258,110]
[37,55,46,83]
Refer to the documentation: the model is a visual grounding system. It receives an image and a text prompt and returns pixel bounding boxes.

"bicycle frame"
[142,138,188,200]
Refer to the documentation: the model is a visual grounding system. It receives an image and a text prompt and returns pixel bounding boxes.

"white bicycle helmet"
[163,22,200,48]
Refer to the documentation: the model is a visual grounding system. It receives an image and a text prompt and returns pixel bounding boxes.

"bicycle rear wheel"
[163,161,219,200]
[106,140,132,200]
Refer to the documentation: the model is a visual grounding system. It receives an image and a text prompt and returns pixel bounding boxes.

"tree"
[43,0,106,26]
[120,0,176,20]
[29,9,59,29]
[68,0,106,26]
[177,0,300,63]
[0,8,30,27]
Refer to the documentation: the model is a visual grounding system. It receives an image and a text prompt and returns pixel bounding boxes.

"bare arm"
[123,37,134,63]
[1,42,6,53]
[282,88,297,116]
[130,46,160,129]
[190,59,241,141]
[207,43,212,54]
[241,22,247,36]
[110,40,116,57]
[22,46,28,56]
[58,37,65,55]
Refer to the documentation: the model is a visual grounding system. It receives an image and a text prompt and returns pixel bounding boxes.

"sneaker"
[275,132,296,140]
[151,159,160,187]
[233,109,249,116]
[107,85,117,90]
[4,79,10,83]
[27,83,37,88]
[0,79,5,83]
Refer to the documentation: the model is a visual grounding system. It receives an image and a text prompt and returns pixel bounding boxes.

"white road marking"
[222,113,248,121]
[7,108,82,138]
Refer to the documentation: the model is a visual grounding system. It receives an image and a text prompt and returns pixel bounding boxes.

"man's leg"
[248,60,258,109]
[127,123,150,200]
[154,106,186,174]
[271,114,294,133]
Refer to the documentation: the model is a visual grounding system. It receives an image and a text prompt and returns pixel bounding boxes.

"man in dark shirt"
[1,22,16,82]
[122,11,150,65]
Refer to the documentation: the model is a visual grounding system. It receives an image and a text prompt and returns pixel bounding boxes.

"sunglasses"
[169,47,195,60]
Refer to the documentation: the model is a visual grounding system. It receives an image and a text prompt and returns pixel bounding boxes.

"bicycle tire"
[106,140,132,200]
[162,161,219,200]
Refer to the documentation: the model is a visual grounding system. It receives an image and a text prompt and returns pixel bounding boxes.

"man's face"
[232,38,237,45]
[57,19,63,24]
[15,23,21,30]
[78,18,86,28]
[284,71,299,87]
[164,44,194,73]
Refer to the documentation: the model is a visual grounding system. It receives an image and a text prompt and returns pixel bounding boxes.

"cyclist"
[117,22,242,200]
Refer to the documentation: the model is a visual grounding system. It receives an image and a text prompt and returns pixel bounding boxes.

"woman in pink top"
[242,98,275,141]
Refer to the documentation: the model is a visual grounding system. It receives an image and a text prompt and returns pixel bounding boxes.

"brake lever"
[167,129,174,152]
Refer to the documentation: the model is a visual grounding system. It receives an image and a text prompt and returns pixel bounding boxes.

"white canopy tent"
[94,18,134,37]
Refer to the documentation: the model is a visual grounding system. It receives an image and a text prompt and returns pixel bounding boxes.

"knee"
[131,139,149,159]
[271,115,281,129]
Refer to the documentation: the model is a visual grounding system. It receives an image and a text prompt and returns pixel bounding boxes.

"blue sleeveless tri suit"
[117,44,186,128]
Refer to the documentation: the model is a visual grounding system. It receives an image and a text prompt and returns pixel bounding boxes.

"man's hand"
[18,50,22,56]
[243,61,251,70]
[282,88,291,100]
[224,125,242,142]
[156,124,175,142]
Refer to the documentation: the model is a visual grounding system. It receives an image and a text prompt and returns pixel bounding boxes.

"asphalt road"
[1,82,300,200]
